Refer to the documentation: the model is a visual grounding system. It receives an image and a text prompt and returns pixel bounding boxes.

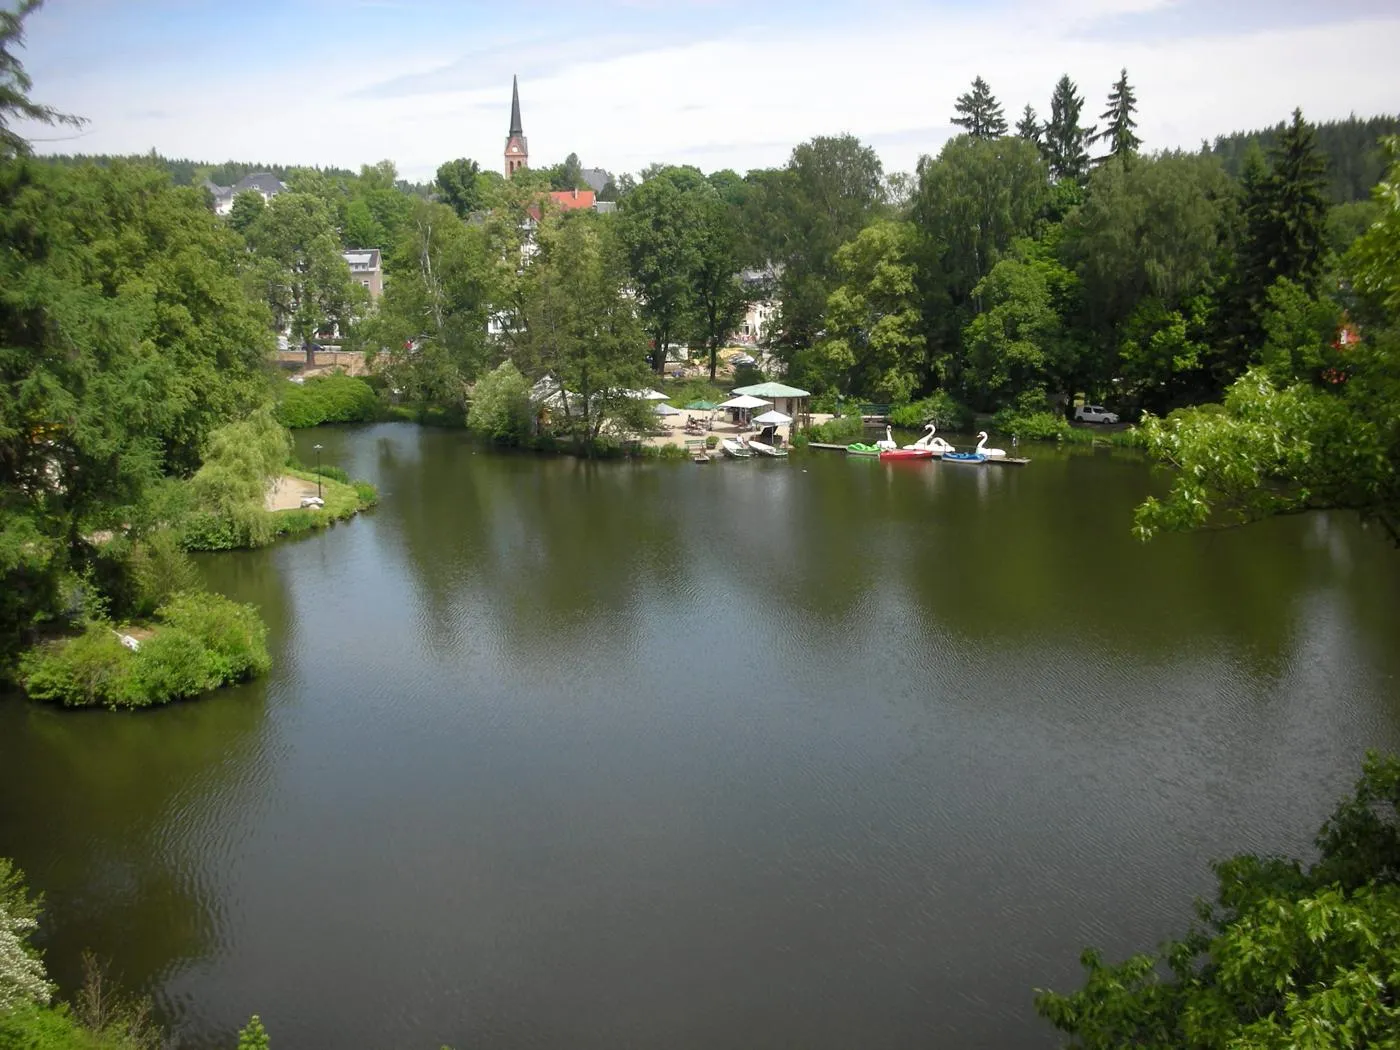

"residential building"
[343,248,383,300]
[204,171,287,216]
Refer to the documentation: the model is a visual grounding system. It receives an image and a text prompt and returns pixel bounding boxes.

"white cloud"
[23,1,1400,181]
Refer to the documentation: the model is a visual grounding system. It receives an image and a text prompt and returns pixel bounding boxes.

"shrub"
[18,626,138,708]
[17,593,269,708]
[156,592,270,682]
[91,530,201,620]
[275,373,378,429]
[992,409,1071,441]
[705,435,718,449]
[352,480,378,507]
[804,415,865,443]
[130,628,218,705]
[467,361,533,445]
[889,392,974,431]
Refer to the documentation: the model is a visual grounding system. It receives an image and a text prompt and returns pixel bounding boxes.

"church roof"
[509,75,523,136]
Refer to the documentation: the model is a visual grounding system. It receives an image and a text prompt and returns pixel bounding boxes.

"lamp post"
[313,444,323,499]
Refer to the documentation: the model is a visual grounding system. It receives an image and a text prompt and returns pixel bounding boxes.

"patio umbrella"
[718,394,772,410]
[683,400,718,410]
[653,402,683,416]
[642,388,669,400]
[752,410,793,426]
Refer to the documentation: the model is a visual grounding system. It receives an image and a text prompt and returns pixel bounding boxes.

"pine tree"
[1043,75,1095,184]
[1238,111,1330,301]
[1015,104,1042,148]
[950,76,1008,140]
[1092,68,1141,164]
[1264,108,1330,288]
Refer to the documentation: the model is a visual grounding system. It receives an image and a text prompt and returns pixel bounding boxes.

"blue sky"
[18,0,1400,181]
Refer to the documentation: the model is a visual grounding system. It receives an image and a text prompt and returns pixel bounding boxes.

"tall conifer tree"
[951,76,1008,140]
[1015,104,1043,148]
[1238,110,1330,302]
[1043,75,1095,184]
[1092,68,1141,164]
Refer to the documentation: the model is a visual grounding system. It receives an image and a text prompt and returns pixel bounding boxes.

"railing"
[857,403,891,419]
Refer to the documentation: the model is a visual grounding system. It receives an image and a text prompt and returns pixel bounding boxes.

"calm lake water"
[3,423,1399,1049]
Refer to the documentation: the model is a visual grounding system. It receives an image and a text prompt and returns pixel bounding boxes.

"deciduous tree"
[812,221,923,400]
[1037,753,1400,1048]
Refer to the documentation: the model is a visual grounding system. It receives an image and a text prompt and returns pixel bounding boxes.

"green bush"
[275,373,378,429]
[889,392,974,431]
[130,628,218,705]
[17,593,269,709]
[90,530,201,620]
[642,443,689,461]
[352,480,379,506]
[156,591,270,682]
[804,415,865,444]
[18,626,138,708]
[992,409,1071,441]
[467,361,533,445]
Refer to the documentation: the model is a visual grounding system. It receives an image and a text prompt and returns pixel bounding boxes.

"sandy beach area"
[264,474,322,511]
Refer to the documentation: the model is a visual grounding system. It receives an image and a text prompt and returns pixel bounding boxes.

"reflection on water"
[2,423,1398,1050]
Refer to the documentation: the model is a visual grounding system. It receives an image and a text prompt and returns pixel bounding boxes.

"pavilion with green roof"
[731,382,811,428]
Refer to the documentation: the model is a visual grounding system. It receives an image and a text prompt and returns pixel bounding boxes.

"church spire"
[504,75,528,176]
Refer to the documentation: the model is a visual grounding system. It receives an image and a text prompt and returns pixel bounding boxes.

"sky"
[15,0,1400,183]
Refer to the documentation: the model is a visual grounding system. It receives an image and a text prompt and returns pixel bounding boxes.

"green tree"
[1228,110,1332,367]
[364,198,494,408]
[515,212,653,446]
[1015,104,1043,148]
[468,360,532,445]
[1090,68,1141,165]
[756,136,887,375]
[0,0,83,157]
[811,221,923,400]
[1037,753,1400,1048]
[435,157,483,219]
[227,189,265,234]
[950,76,1008,139]
[0,857,50,1012]
[912,135,1049,386]
[552,151,585,191]
[963,242,1077,408]
[1062,152,1235,406]
[1350,138,1400,315]
[1044,75,1095,184]
[1135,138,1399,544]
[689,183,749,382]
[618,165,705,373]
[245,191,363,345]
[1250,109,1331,293]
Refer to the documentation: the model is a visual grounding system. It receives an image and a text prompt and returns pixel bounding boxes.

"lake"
[2,422,1399,1049]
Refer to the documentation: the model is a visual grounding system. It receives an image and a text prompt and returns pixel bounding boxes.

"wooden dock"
[808,442,852,451]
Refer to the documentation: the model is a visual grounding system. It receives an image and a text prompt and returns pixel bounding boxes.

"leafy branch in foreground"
[1037,753,1400,1048]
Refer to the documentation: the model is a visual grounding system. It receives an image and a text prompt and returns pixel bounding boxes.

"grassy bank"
[268,467,379,541]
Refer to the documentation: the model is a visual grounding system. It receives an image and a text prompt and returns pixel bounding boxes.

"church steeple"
[504,75,528,177]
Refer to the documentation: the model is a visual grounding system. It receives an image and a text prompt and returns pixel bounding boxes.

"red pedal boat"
[879,448,935,461]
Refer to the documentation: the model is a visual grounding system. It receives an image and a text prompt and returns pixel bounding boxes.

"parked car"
[1074,404,1120,424]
